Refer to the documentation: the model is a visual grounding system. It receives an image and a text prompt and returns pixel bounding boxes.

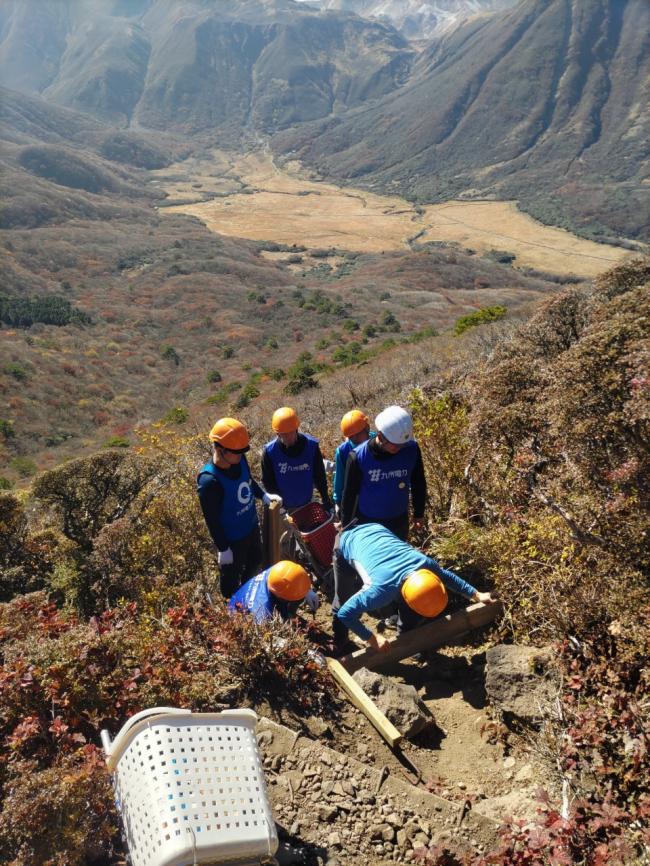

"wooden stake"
[326,657,403,748]
[263,501,282,566]
[340,602,503,673]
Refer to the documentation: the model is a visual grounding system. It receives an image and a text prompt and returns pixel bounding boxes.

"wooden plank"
[326,657,403,748]
[263,501,282,566]
[340,602,503,673]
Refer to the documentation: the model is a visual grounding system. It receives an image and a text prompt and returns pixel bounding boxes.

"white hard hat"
[375,405,413,444]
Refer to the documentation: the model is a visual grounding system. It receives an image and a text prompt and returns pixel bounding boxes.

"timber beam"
[340,602,503,673]
[326,657,403,748]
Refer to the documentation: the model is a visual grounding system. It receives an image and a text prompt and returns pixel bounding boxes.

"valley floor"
[155,150,633,279]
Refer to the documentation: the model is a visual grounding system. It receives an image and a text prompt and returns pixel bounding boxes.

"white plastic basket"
[101,707,278,866]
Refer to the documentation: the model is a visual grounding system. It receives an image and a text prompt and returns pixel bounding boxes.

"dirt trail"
[257,640,545,864]
[153,149,634,278]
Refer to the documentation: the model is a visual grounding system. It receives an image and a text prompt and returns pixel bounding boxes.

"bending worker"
[332,522,496,653]
[197,417,281,599]
[340,405,426,541]
[262,407,333,512]
[332,409,374,512]
[228,560,320,623]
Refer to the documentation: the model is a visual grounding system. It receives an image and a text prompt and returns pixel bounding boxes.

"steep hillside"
[1,93,558,478]
[303,0,518,39]
[0,0,415,136]
[276,0,650,242]
[0,259,647,866]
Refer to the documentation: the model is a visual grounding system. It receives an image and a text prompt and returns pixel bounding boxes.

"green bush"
[454,304,507,335]
[0,293,91,328]
[207,370,222,384]
[380,310,401,332]
[285,353,319,394]
[103,436,130,448]
[486,249,516,265]
[10,456,37,477]
[234,383,260,409]
[0,477,13,490]
[222,345,235,359]
[0,419,15,439]
[3,363,29,381]
[161,345,180,365]
[163,407,188,425]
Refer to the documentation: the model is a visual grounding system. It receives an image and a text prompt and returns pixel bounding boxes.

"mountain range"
[298,0,517,39]
[276,0,650,242]
[0,0,415,135]
[0,0,647,242]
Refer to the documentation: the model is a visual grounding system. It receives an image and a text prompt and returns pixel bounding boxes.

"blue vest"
[356,439,418,520]
[264,433,319,509]
[333,432,376,503]
[228,569,277,622]
[198,457,258,542]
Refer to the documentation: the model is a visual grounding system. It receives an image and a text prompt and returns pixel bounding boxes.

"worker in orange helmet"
[228,560,320,623]
[332,409,375,513]
[332,522,496,653]
[261,407,332,512]
[197,417,282,599]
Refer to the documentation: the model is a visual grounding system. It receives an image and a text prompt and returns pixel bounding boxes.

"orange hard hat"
[272,406,300,434]
[267,560,311,601]
[209,417,250,452]
[401,570,448,618]
[341,409,370,438]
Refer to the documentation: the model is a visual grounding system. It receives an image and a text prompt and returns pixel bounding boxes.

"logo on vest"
[237,481,252,504]
[236,481,253,516]
[278,462,310,475]
[368,468,409,483]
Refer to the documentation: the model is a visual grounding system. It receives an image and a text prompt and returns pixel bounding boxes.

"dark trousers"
[331,532,422,645]
[332,537,363,645]
[219,523,262,599]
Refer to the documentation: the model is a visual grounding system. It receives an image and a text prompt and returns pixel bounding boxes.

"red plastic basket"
[288,502,337,568]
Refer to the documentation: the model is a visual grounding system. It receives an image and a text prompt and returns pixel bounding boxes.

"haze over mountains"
[0,0,647,242]
[277,0,650,242]
[0,0,415,134]
[299,0,517,39]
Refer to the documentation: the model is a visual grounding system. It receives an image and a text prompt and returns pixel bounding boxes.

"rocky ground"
[256,641,558,864]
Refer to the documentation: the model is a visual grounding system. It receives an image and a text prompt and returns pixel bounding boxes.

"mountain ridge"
[273,0,650,242]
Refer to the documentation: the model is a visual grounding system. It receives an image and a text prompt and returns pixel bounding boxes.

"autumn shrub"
[0,593,334,864]
[410,260,650,866]
[410,389,469,522]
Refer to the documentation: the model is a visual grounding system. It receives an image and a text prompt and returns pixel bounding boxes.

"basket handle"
[102,706,188,762]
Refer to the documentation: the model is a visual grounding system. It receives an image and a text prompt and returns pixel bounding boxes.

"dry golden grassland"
[156,151,632,278]
[420,200,630,277]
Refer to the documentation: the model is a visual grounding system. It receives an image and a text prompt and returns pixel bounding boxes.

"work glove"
[217,548,234,566]
[263,493,283,507]
[323,459,335,474]
[304,589,321,613]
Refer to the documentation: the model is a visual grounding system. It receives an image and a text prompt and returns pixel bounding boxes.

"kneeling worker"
[228,560,320,623]
[332,522,496,653]
[197,417,281,599]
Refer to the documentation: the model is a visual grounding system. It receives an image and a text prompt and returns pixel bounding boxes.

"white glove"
[304,589,320,613]
[324,459,335,474]
[217,548,234,565]
[263,493,283,507]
